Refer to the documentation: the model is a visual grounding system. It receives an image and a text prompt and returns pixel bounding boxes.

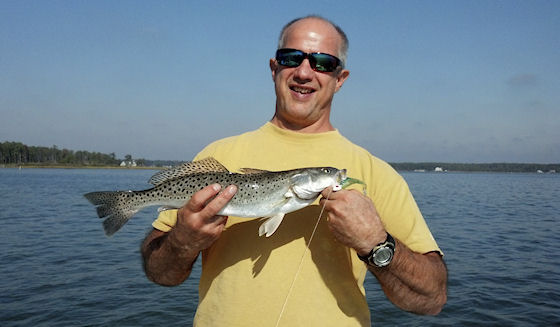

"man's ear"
[270,58,278,81]
[335,69,350,93]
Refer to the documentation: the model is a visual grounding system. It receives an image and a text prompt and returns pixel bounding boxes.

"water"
[1,168,558,326]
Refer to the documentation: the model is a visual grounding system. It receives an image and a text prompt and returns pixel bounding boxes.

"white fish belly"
[219,195,315,218]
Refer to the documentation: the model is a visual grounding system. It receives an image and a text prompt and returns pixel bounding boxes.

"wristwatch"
[358,232,395,268]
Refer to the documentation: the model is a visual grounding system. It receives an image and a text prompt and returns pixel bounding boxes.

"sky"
[1,0,559,163]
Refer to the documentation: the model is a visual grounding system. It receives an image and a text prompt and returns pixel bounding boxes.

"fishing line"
[274,188,333,327]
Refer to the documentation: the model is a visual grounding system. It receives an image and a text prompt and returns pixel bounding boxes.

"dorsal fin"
[239,168,270,174]
[148,157,229,185]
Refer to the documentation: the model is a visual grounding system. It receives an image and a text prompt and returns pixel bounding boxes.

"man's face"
[270,19,349,130]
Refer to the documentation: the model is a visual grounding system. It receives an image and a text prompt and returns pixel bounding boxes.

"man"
[141,16,447,326]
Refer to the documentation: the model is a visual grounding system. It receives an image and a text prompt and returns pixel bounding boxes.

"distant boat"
[434,167,444,172]
[537,170,543,174]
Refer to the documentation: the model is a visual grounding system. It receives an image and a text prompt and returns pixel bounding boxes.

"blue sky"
[1,1,559,163]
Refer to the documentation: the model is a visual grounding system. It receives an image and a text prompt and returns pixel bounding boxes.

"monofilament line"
[274,189,333,327]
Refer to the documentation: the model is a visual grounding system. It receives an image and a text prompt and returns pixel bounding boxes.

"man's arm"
[319,188,447,315]
[368,245,447,315]
[141,184,237,286]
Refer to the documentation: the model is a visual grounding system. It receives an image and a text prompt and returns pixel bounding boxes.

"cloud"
[506,73,538,87]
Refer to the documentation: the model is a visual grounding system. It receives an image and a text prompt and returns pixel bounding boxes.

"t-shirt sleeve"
[371,160,443,255]
[152,209,178,232]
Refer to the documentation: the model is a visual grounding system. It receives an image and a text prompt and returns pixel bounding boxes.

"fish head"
[291,167,346,199]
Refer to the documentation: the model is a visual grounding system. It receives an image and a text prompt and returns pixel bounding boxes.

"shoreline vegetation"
[389,162,558,173]
[2,162,558,174]
[1,141,558,173]
[1,163,159,170]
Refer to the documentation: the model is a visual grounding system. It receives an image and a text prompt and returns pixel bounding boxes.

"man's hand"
[168,183,237,254]
[141,183,237,286]
[319,187,386,255]
[320,187,447,315]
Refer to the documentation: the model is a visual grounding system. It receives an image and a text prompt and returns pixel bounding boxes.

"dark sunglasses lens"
[276,50,304,67]
[310,54,339,72]
[276,49,341,72]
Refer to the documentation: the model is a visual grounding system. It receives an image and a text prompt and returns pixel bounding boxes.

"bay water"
[1,168,558,326]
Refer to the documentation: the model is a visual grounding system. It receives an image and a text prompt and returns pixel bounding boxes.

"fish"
[84,157,351,237]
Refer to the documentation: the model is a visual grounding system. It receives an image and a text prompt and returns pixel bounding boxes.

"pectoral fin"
[157,205,177,212]
[258,213,285,237]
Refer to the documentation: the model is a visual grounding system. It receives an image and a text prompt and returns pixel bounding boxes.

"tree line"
[2,141,557,172]
[390,162,559,173]
[1,141,120,166]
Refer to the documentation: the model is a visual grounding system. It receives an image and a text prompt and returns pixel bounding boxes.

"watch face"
[373,247,393,266]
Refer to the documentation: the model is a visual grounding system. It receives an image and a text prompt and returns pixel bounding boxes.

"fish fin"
[283,190,294,198]
[84,191,143,236]
[149,157,229,185]
[102,208,139,236]
[239,168,269,174]
[157,205,177,212]
[258,213,285,237]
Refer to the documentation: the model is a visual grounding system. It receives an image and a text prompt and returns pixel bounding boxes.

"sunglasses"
[275,48,343,73]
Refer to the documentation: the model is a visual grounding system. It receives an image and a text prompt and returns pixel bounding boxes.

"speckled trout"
[84,157,355,237]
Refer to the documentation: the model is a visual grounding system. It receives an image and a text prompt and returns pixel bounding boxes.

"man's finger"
[208,215,229,226]
[320,186,334,200]
[201,185,238,218]
[186,184,223,212]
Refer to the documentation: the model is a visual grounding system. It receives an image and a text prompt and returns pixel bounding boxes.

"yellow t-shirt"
[153,122,441,326]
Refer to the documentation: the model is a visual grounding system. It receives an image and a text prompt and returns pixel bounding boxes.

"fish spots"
[85,165,346,235]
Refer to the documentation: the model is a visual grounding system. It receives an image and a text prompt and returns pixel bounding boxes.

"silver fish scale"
[144,171,296,207]
[232,171,294,205]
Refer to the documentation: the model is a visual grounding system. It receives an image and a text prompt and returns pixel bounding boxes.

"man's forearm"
[141,229,200,286]
[370,239,447,315]
[141,184,236,286]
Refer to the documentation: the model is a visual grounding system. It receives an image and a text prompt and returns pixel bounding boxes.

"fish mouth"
[338,169,347,182]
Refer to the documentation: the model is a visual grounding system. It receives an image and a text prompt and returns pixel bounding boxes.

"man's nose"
[293,58,314,81]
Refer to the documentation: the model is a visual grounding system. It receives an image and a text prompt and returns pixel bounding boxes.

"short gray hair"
[277,15,349,68]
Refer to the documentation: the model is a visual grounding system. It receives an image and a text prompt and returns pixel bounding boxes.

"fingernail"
[212,184,222,192]
[226,185,237,195]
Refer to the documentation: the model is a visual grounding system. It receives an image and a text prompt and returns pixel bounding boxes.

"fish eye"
[322,168,331,174]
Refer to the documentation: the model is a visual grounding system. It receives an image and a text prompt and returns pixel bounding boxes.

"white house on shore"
[120,160,137,167]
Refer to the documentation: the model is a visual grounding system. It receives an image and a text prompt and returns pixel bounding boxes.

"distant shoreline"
[2,162,558,173]
[389,162,558,174]
[2,142,557,173]
[1,164,159,170]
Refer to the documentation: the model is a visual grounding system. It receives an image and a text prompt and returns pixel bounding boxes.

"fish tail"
[84,191,141,236]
